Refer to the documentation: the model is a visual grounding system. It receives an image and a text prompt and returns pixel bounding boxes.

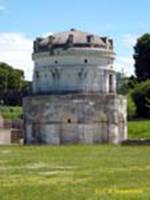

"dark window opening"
[55,60,58,64]
[35,71,39,79]
[87,35,94,43]
[67,118,71,123]
[109,74,113,93]
[87,36,91,43]
[84,59,88,64]
[68,34,74,42]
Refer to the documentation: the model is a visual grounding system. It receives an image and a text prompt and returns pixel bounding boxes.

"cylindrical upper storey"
[32,29,116,94]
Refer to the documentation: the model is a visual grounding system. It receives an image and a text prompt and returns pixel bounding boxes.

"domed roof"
[33,29,113,53]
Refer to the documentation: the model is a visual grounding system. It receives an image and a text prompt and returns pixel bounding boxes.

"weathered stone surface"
[23,94,127,144]
[0,129,11,145]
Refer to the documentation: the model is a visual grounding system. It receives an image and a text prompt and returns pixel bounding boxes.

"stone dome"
[33,29,113,53]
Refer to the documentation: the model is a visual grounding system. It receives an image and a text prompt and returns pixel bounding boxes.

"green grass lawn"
[128,120,150,139]
[0,145,150,199]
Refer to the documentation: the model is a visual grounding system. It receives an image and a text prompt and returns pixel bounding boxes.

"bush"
[0,106,22,120]
[132,80,150,118]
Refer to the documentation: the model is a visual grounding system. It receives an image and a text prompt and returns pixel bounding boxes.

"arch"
[60,112,78,123]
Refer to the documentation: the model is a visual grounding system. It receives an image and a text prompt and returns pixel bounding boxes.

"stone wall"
[33,66,116,94]
[0,116,24,145]
[11,129,24,144]
[23,94,127,144]
[0,129,11,145]
[32,48,116,94]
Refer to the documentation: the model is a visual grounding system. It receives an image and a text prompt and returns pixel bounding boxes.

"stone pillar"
[108,124,119,144]
[112,73,116,93]
[103,70,108,93]
[108,73,116,93]
[25,124,33,144]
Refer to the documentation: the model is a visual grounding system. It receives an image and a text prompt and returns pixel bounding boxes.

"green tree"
[132,80,150,118]
[7,68,24,91]
[0,62,29,105]
[117,75,137,95]
[134,33,150,81]
[0,62,25,92]
[127,91,136,119]
[0,63,11,92]
[145,97,150,109]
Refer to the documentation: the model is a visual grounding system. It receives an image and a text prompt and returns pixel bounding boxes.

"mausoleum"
[23,29,127,144]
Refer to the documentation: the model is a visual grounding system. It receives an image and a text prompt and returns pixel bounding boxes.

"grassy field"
[0,105,22,120]
[0,145,150,199]
[128,120,150,139]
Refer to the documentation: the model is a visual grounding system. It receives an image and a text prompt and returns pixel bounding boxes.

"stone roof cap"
[34,29,114,53]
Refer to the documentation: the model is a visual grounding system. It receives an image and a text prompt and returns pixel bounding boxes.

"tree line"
[119,33,150,119]
[0,62,31,106]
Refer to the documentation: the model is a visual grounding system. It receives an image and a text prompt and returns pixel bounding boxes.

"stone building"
[23,29,127,144]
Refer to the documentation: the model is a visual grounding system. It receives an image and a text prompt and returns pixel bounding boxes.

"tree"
[7,68,24,91]
[117,74,137,95]
[0,62,25,92]
[132,80,150,118]
[145,97,150,109]
[0,62,30,105]
[134,33,150,81]
[127,91,136,119]
[0,63,11,92]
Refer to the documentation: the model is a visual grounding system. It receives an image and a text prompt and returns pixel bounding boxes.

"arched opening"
[67,118,71,123]
[84,59,88,64]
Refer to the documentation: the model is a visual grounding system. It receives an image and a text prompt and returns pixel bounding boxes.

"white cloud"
[0,32,33,80]
[122,34,139,48]
[115,56,135,76]
[114,33,140,76]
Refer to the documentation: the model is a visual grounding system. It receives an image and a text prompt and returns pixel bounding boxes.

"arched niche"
[60,112,78,123]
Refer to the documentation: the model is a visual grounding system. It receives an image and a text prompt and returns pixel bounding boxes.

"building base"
[23,93,127,144]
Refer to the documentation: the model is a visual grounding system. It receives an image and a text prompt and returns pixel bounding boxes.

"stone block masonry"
[23,93,127,144]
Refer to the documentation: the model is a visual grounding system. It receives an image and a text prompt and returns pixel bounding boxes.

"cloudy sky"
[0,0,150,80]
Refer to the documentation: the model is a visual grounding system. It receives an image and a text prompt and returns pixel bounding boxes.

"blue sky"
[0,0,150,80]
